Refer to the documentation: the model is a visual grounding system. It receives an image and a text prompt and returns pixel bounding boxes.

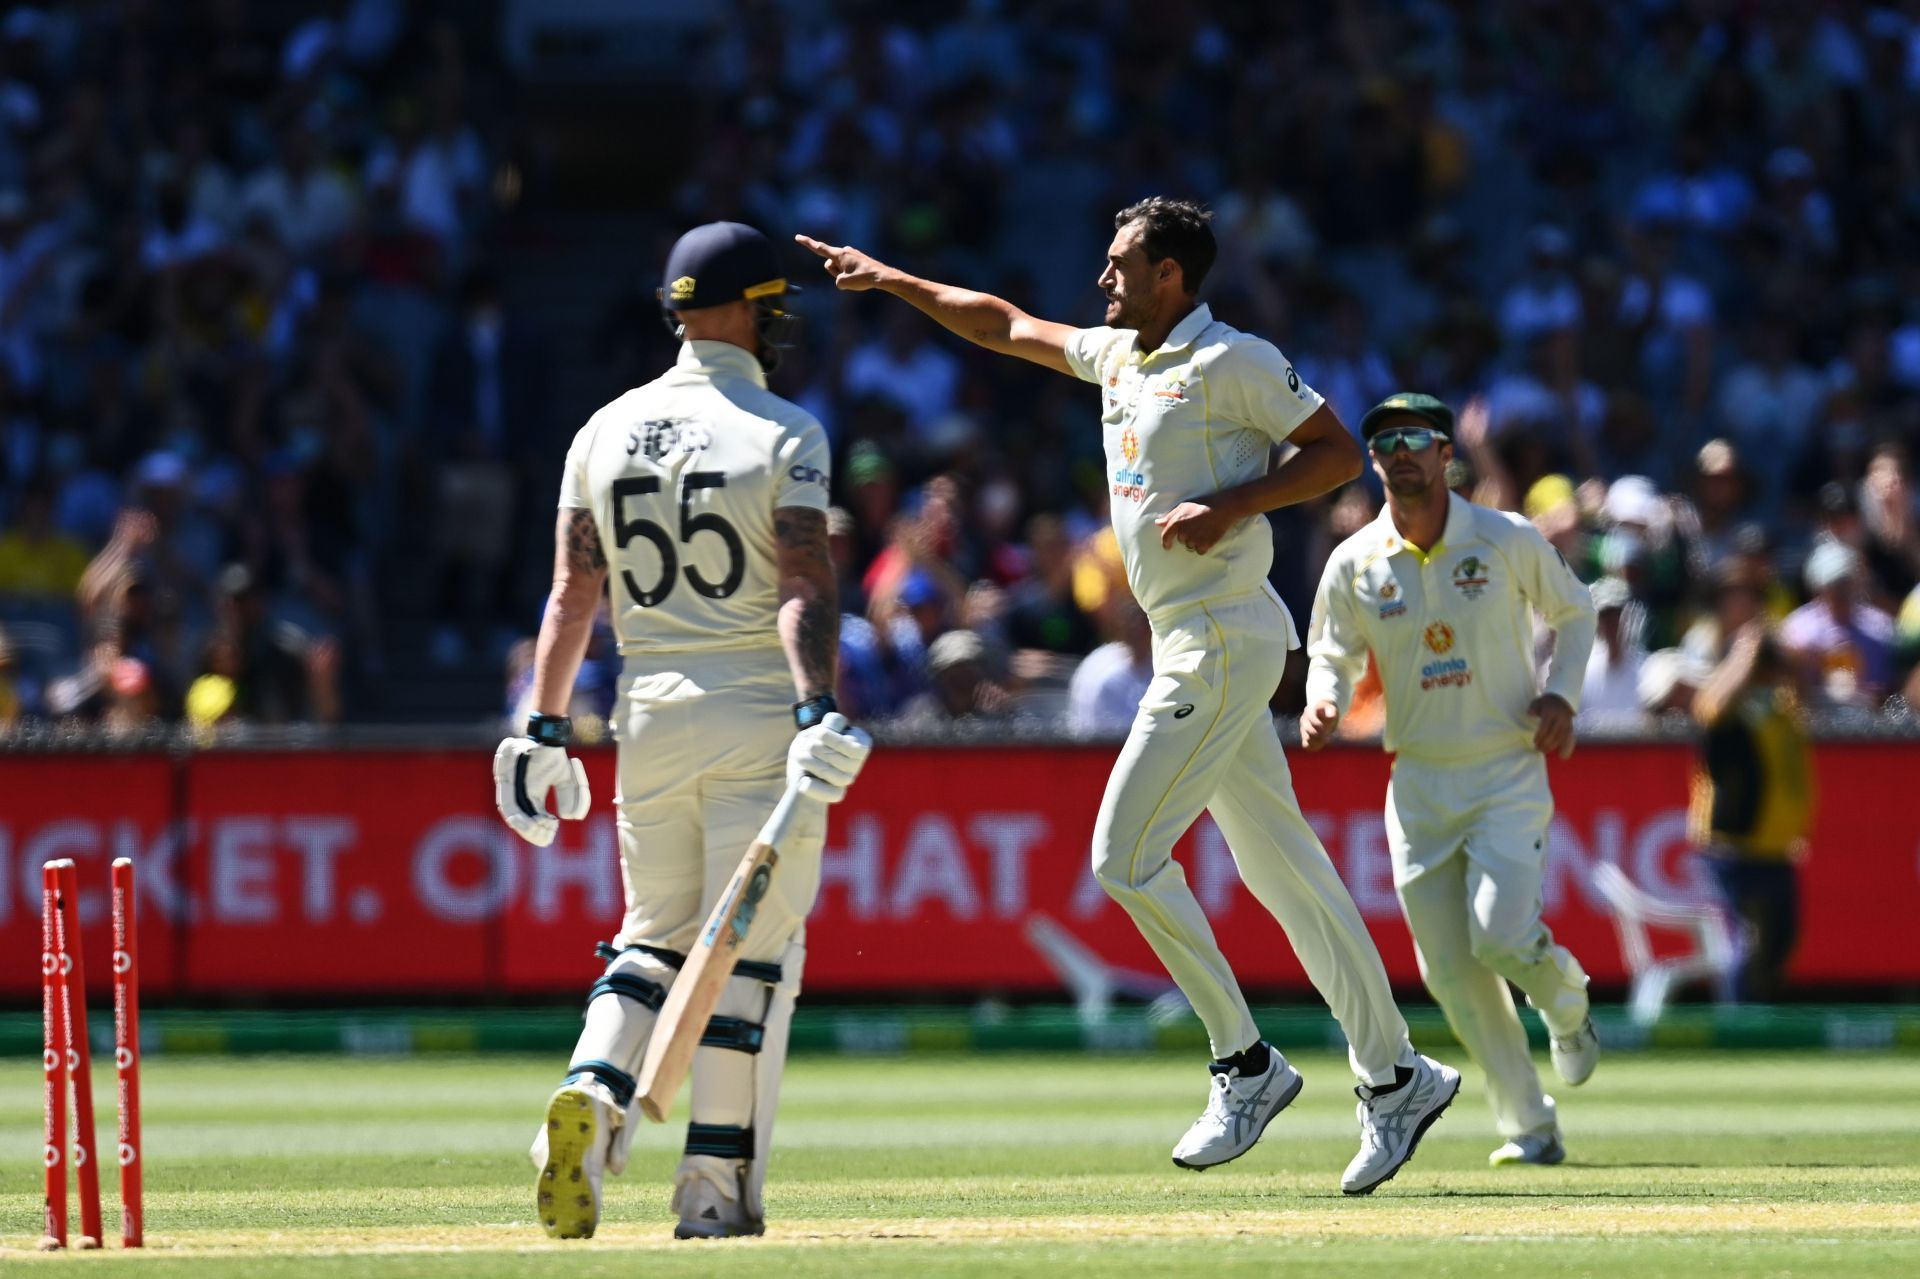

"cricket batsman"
[492,221,872,1239]
[1303,392,1602,1166]
[799,199,1458,1194]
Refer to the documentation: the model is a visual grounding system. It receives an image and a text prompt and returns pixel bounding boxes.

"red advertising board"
[1,742,1915,999]
[0,755,178,997]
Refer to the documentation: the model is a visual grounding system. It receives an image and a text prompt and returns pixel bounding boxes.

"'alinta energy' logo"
[1423,621,1455,654]
[1120,428,1139,463]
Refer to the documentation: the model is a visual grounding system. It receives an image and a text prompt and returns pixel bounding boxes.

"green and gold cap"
[1358,392,1454,441]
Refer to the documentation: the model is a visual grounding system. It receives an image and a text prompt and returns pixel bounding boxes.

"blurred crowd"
[628,0,1920,734]
[0,1,528,733]
[5,1,1920,735]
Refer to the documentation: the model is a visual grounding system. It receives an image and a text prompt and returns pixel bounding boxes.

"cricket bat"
[635,783,808,1123]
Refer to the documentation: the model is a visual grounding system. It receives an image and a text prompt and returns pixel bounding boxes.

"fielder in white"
[1303,392,1601,1166]
[492,221,872,1239]
[800,198,1458,1194]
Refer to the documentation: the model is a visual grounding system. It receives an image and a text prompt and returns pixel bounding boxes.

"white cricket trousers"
[612,648,823,1145]
[1387,749,1589,1139]
[1091,584,1416,1085]
[612,649,822,960]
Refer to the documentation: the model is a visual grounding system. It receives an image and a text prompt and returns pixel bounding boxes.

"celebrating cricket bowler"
[492,221,872,1239]
[800,199,1458,1194]
[1303,392,1601,1166]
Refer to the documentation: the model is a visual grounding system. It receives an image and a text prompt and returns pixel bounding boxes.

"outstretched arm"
[796,234,1077,375]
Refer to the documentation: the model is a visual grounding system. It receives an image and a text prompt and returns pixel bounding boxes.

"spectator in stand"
[1498,225,1581,348]
[1295,291,1395,432]
[1859,445,1920,606]
[1618,207,1715,429]
[0,186,62,388]
[1717,312,1825,519]
[1066,596,1151,738]
[364,93,486,262]
[1897,584,1920,705]
[1007,513,1097,656]
[896,628,1007,726]
[0,625,20,724]
[843,307,962,438]
[1580,577,1645,718]
[1689,611,1814,1004]
[1484,328,1603,476]
[0,479,87,599]
[1597,475,1693,652]
[1757,147,1836,262]
[193,564,340,725]
[102,656,161,739]
[3,3,1920,731]
[862,475,972,614]
[239,123,358,263]
[1683,440,1753,578]
[1781,541,1897,709]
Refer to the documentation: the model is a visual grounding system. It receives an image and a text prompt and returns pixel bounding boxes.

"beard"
[1106,292,1148,329]
[1384,467,1436,498]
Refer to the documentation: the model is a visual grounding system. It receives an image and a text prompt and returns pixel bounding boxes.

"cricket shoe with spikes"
[1341,1054,1461,1195]
[536,1080,619,1239]
[1550,1016,1600,1086]
[1490,1127,1566,1166]
[1170,1046,1304,1170]
[673,1156,763,1239]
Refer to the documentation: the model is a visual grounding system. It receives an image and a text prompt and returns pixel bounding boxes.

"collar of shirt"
[676,339,767,388]
[1125,303,1214,363]
[1369,491,1474,564]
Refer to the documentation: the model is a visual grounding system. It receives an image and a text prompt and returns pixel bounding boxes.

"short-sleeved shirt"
[559,340,830,659]
[1306,494,1598,761]
[1064,303,1324,623]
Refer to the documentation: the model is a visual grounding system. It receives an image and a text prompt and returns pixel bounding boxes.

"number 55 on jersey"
[560,368,831,659]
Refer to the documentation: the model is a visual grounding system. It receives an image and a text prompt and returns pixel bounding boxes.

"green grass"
[3,1049,1918,1275]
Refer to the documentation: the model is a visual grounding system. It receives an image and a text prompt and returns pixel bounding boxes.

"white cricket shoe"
[1550,1016,1600,1086]
[673,1156,763,1239]
[1490,1129,1566,1166]
[537,1082,617,1239]
[1340,1054,1460,1195]
[1170,1050,1305,1170]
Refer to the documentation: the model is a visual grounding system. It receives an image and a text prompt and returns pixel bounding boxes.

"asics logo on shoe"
[1365,1074,1433,1148]
[1217,1069,1276,1144]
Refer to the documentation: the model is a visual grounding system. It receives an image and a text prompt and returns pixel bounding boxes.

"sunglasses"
[1369,426,1449,455]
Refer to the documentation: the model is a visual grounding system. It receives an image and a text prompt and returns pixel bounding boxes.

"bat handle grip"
[756,782,810,849]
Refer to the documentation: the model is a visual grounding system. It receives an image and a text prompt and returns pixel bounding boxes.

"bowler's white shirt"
[1306,493,1597,761]
[1064,304,1324,627]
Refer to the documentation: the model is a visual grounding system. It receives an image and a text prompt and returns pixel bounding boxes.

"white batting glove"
[786,711,873,804]
[493,724,590,846]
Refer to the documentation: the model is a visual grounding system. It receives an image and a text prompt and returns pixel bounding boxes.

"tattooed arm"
[773,507,840,702]
[528,506,610,716]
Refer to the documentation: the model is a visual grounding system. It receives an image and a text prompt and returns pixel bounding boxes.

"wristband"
[792,694,838,730]
[526,713,573,747]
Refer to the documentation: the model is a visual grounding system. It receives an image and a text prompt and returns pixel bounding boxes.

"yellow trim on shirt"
[1401,538,1445,567]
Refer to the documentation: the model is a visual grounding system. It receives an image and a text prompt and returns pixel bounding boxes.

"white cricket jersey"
[558,340,830,659]
[1305,493,1598,761]
[1064,303,1324,626]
